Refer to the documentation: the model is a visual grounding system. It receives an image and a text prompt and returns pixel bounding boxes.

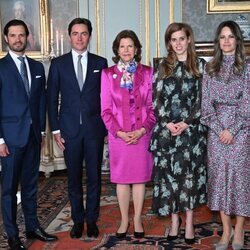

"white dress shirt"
[72,49,88,84]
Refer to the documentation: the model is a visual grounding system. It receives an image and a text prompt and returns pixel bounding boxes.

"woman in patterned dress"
[150,23,207,244]
[201,21,250,250]
[101,30,155,238]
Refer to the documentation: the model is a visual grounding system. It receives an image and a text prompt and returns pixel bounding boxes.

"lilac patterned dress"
[201,55,250,217]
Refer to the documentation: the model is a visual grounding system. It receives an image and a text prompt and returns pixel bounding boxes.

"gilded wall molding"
[145,0,150,65]
[139,0,142,42]
[94,0,105,56]
[102,0,106,57]
[95,0,100,54]
[170,0,174,23]
[155,0,160,58]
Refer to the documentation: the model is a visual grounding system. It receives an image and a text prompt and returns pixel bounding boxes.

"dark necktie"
[77,55,84,91]
[18,56,30,96]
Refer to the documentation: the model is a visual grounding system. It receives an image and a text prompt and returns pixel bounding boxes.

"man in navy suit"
[47,18,108,239]
[0,20,57,250]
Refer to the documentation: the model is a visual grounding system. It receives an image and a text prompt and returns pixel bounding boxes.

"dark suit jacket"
[47,51,108,139]
[0,53,46,147]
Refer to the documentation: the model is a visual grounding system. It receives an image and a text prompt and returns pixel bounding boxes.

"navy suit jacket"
[0,53,46,147]
[47,51,108,139]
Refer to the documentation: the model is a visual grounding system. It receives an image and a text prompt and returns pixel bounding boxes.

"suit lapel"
[83,52,94,90]
[133,63,144,91]
[65,53,81,92]
[6,53,29,98]
[27,57,35,95]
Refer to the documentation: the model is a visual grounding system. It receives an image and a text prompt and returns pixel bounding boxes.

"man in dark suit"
[47,18,108,239]
[0,19,57,250]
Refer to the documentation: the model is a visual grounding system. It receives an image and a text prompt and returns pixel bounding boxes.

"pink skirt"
[108,132,153,184]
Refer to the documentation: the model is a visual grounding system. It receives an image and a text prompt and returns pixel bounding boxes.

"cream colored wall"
[78,0,182,66]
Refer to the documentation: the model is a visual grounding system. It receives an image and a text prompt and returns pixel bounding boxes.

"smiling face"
[69,23,91,54]
[4,25,27,55]
[219,26,237,56]
[118,38,137,64]
[169,29,190,61]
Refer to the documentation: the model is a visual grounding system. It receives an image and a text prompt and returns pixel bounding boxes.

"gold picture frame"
[207,0,250,13]
[0,0,49,60]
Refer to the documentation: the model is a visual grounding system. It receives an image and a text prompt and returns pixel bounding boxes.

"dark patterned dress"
[150,59,207,216]
[201,56,250,217]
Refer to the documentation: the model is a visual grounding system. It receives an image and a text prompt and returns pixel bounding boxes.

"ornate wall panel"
[182,0,250,42]
[79,0,182,66]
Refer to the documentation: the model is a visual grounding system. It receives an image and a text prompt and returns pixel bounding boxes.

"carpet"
[1,176,250,249]
[0,177,69,249]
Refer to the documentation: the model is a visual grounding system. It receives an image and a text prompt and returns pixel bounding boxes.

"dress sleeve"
[153,71,170,128]
[184,58,205,125]
[228,61,250,136]
[101,69,121,137]
[200,68,224,135]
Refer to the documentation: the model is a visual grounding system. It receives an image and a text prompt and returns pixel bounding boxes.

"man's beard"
[8,41,27,53]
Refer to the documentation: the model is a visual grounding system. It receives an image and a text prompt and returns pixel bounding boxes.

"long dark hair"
[206,20,245,76]
[158,22,200,79]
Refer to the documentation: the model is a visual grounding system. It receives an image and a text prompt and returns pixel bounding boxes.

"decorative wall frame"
[207,0,250,13]
[0,0,49,60]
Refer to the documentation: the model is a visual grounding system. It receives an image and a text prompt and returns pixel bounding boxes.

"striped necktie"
[18,56,30,96]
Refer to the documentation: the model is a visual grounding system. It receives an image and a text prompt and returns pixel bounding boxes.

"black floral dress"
[150,59,207,216]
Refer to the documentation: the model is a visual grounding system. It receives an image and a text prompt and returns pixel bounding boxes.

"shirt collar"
[72,49,88,61]
[9,50,26,61]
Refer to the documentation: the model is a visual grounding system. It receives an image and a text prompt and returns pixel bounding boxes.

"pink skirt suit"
[101,63,156,184]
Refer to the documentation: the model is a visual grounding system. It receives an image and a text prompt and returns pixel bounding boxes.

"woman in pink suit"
[101,30,155,238]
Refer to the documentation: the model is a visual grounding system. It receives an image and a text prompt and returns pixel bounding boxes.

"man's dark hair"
[68,18,92,36]
[3,19,29,36]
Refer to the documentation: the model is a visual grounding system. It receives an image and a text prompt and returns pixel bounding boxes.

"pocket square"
[93,70,100,73]
[35,75,42,78]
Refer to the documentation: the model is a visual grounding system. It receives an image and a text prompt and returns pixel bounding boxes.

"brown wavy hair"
[158,22,200,80]
[112,30,142,64]
[206,20,245,76]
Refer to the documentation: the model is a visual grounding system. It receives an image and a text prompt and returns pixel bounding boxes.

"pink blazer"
[101,63,155,137]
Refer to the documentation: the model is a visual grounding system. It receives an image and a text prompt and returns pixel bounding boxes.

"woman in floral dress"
[201,21,250,250]
[150,23,207,244]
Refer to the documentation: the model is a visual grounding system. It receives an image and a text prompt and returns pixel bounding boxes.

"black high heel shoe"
[185,236,195,245]
[184,226,195,245]
[167,217,182,241]
[134,223,145,238]
[116,223,130,238]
